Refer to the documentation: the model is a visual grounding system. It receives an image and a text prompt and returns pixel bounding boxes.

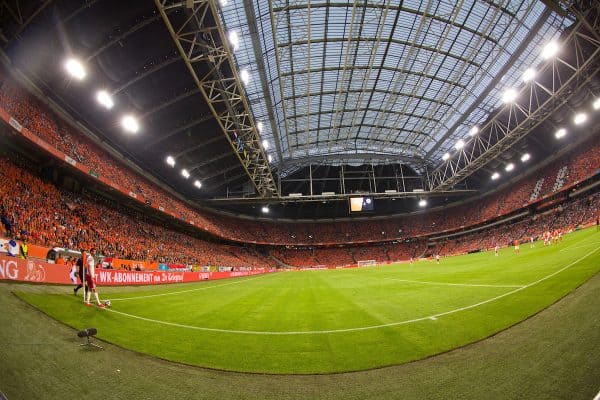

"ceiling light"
[491,172,500,180]
[418,199,427,207]
[219,0,228,5]
[262,139,269,149]
[573,112,587,125]
[96,90,114,109]
[166,155,175,167]
[121,115,139,133]
[454,139,465,150]
[593,98,600,110]
[522,68,536,82]
[194,180,202,189]
[442,152,450,161]
[502,88,518,103]
[555,128,567,139]
[521,153,530,162]
[65,58,86,80]
[240,69,250,85]
[228,30,239,51]
[256,121,263,132]
[261,206,269,214]
[541,41,559,60]
[181,169,190,179]
[468,126,479,136]
[505,163,515,172]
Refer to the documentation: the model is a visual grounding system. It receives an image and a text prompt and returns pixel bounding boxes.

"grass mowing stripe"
[103,245,599,335]
[109,273,271,301]
[386,278,524,288]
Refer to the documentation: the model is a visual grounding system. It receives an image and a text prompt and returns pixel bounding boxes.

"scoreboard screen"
[349,196,374,213]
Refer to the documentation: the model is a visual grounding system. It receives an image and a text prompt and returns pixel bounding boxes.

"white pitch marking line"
[105,246,599,335]
[386,278,524,288]
[559,243,598,252]
[109,274,270,302]
[593,388,600,400]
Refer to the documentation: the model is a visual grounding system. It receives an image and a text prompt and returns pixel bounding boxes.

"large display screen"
[349,196,374,213]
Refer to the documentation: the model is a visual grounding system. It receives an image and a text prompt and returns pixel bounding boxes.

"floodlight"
[454,139,465,150]
[468,126,479,136]
[262,139,269,149]
[65,58,86,80]
[541,41,559,60]
[491,172,500,180]
[96,90,114,109]
[121,115,139,133]
[502,88,518,103]
[555,128,567,139]
[256,121,263,132]
[505,163,515,172]
[166,155,175,167]
[573,112,587,125]
[418,199,427,207]
[228,30,239,51]
[522,68,536,82]
[261,206,269,213]
[181,169,190,179]
[593,98,600,110]
[240,69,250,85]
[521,153,530,162]
[442,152,450,161]
[268,154,273,162]
[194,180,202,189]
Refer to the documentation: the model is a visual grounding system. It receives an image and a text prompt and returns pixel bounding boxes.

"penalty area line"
[106,246,599,335]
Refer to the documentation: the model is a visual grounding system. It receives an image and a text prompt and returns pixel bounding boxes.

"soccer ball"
[104,300,111,307]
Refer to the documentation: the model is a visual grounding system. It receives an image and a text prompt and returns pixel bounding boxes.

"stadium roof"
[3,0,598,218]
[220,0,569,174]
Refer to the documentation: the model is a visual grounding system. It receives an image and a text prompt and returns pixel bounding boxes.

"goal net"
[357,260,377,267]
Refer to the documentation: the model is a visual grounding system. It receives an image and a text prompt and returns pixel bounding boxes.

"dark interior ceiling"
[0,0,598,219]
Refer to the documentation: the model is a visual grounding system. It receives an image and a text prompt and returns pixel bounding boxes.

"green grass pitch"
[17,228,600,374]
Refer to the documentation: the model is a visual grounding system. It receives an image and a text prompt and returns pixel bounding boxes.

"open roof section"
[219,0,571,174]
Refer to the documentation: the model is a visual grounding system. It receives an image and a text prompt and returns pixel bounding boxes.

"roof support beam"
[112,55,180,95]
[143,113,214,150]
[156,0,279,197]
[86,14,162,61]
[428,16,600,191]
[278,36,480,68]
[242,0,284,164]
[140,88,200,119]
[272,3,502,43]
[174,133,223,157]
[424,7,554,159]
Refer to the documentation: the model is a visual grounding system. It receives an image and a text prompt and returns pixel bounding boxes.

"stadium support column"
[309,164,313,196]
[340,165,346,195]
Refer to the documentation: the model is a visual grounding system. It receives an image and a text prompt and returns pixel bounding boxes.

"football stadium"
[0,1,599,399]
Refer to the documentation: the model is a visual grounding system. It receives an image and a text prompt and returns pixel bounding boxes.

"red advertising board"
[0,255,72,284]
[0,254,271,286]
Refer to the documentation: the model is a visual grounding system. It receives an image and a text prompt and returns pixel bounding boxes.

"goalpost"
[357,260,377,267]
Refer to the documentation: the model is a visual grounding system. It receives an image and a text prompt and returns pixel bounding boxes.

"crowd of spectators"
[0,156,271,268]
[207,134,600,245]
[1,67,599,251]
[430,191,600,256]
